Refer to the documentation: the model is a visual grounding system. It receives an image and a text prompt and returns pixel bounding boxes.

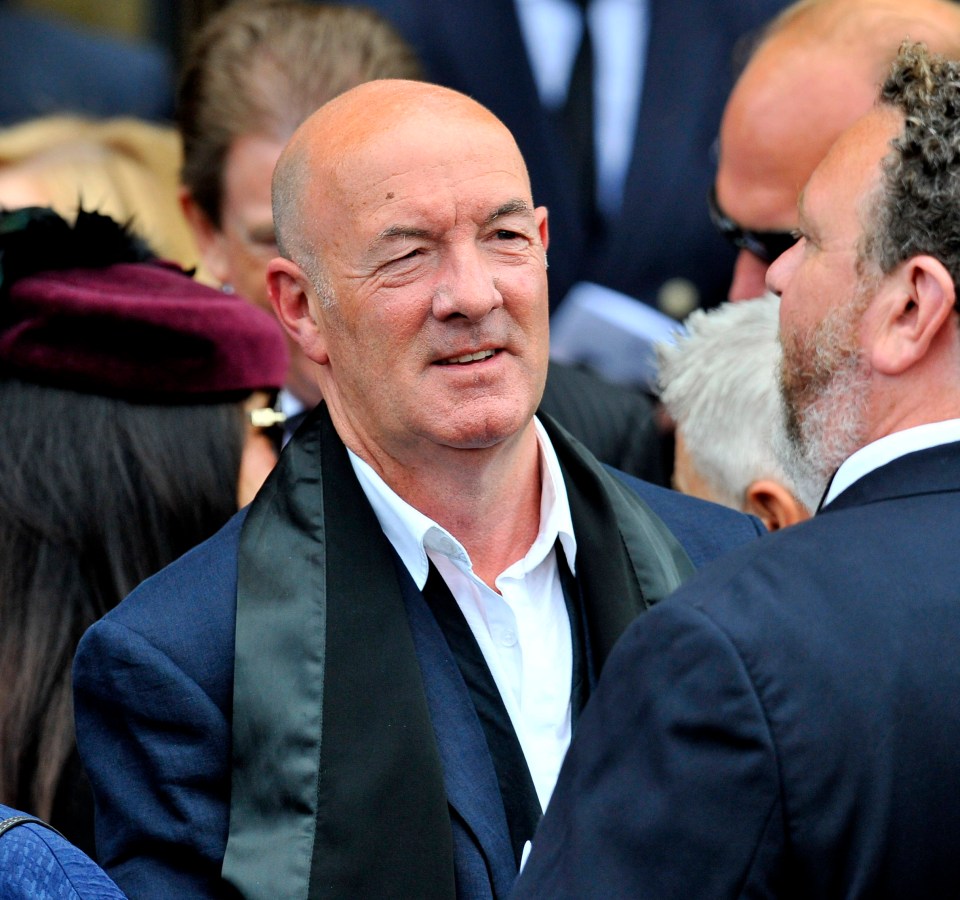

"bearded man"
[514,42,960,897]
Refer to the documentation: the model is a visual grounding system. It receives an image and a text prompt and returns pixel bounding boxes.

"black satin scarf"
[223,404,693,899]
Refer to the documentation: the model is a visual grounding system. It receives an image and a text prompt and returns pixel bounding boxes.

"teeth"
[442,349,495,365]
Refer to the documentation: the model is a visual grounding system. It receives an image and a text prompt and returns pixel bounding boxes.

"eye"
[384,247,422,267]
[495,229,523,241]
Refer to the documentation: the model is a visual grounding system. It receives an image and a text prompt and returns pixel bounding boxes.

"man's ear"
[179,187,230,286]
[535,205,549,253]
[266,258,330,365]
[870,255,957,376]
[744,479,811,531]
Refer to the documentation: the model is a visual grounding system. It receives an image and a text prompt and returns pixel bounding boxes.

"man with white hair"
[657,294,816,527]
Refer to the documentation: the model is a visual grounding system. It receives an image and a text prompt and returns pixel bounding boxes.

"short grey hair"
[657,294,818,511]
[272,141,335,309]
[861,42,960,286]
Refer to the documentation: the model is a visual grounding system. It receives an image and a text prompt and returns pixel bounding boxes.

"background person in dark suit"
[513,42,960,898]
[341,0,790,321]
[74,78,761,899]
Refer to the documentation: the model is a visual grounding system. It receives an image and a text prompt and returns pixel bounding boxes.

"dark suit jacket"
[541,361,667,484]
[343,0,789,313]
[73,457,760,898]
[514,440,960,898]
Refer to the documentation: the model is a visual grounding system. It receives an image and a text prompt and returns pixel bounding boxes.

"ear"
[179,187,231,286]
[535,205,549,253]
[870,255,957,376]
[744,479,811,531]
[266,257,330,365]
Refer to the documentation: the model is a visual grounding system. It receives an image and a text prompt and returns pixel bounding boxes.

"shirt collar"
[823,418,960,507]
[347,417,577,589]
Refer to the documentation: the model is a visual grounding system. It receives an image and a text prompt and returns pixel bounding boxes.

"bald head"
[716,0,960,299]
[272,79,530,280]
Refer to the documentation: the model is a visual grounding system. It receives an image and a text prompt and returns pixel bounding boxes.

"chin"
[436,403,535,451]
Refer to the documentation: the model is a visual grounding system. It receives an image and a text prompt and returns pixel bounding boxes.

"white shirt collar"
[347,416,577,589]
[823,418,960,507]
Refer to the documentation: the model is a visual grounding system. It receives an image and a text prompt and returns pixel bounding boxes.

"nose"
[431,247,504,322]
[765,240,801,298]
[727,249,771,301]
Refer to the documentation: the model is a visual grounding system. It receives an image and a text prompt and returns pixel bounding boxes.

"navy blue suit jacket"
[342,0,789,312]
[74,471,760,898]
[514,441,960,897]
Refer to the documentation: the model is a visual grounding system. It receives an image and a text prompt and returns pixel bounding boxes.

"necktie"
[562,1,596,224]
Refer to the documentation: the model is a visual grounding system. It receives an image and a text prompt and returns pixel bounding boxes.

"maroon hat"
[0,207,288,401]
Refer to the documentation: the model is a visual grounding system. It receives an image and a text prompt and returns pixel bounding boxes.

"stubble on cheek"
[778,300,871,485]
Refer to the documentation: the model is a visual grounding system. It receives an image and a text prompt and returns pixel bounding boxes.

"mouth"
[435,349,499,366]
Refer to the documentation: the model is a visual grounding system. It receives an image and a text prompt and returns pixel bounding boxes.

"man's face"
[300,111,550,464]
[187,132,325,407]
[214,133,285,313]
[767,108,901,486]
[713,43,878,301]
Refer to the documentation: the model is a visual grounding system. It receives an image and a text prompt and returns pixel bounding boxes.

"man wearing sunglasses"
[712,0,960,301]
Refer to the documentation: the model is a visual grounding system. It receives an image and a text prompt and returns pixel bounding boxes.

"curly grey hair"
[861,42,960,286]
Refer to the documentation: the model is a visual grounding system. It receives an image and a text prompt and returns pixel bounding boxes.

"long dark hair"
[0,378,245,822]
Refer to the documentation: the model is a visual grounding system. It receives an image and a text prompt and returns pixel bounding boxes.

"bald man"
[713,0,960,300]
[72,80,761,899]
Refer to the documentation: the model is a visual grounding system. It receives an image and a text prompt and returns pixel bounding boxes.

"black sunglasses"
[708,185,798,263]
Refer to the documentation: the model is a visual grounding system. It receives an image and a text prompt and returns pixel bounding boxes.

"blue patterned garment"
[0,805,126,899]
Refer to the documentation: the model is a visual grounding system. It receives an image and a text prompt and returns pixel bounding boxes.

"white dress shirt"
[348,417,578,810]
[823,418,960,507]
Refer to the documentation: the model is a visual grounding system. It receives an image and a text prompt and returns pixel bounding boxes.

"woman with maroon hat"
[0,206,287,855]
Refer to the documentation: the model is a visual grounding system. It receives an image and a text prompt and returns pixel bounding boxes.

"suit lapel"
[226,406,455,900]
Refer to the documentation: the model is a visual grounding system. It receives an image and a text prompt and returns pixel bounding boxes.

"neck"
[868,364,960,445]
[286,348,325,407]
[373,425,543,591]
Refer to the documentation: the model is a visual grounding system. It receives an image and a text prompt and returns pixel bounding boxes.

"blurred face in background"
[182,133,324,407]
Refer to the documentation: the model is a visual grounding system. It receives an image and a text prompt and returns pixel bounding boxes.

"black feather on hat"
[0,207,155,294]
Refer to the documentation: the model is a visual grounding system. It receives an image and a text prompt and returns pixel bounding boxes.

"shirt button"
[499,629,518,648]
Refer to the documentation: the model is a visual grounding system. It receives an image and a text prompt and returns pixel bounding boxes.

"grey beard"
[778,344,872,508]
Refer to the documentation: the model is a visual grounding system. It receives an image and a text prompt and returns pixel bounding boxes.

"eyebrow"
[485,198,534,224]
